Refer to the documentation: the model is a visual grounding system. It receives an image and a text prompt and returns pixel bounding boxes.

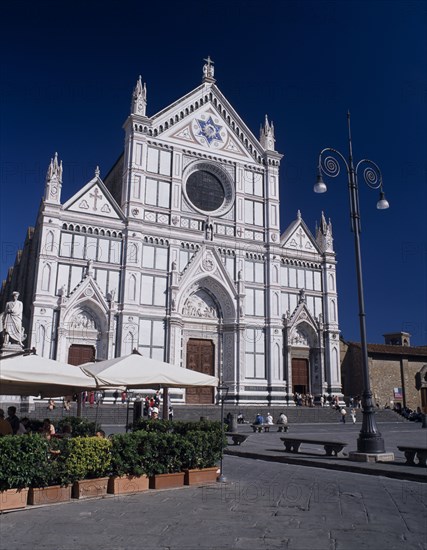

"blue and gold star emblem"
[196,116,223,146]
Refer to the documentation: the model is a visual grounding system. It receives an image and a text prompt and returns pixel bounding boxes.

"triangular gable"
[62,273,109,314]
[178,245,237,300]
[281,216,320,254]
[150,84,264,162]
[63,176,125,221]
[287,299,319,329]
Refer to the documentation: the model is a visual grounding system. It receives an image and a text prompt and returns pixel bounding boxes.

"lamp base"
[348,451,395,463]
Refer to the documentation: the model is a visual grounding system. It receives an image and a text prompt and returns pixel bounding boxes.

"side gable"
[281,214,321,255]
[63,174,126,221]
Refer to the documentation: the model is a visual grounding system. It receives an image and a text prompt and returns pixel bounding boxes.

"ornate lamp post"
[314,113,393,460]
[217,383,229,481]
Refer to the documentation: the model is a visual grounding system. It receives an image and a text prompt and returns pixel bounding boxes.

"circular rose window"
[186,171,225,212]
[183,161,235,216]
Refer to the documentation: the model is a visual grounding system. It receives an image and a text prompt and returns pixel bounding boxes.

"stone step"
[14,402,408,425]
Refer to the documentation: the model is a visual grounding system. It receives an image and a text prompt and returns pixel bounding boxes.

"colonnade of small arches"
[61,223,122,238]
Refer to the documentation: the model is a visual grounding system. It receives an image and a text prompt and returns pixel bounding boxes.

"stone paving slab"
[225,422,427,483]
[1,455,426,550]
[1,423,426,549]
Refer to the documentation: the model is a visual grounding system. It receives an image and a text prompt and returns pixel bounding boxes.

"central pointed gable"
[63,174,125,221]
[149,83,265,162]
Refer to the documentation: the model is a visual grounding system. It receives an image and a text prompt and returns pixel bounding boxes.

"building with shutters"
[0,59,342,405]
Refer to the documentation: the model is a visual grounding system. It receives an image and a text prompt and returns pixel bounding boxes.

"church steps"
[4,402,409,425]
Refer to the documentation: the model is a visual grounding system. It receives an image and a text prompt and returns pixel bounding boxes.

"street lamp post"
[314,113,393,460]
[217,383,229,482]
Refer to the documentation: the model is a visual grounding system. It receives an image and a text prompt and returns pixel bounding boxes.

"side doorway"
[186,339,215,404]
[291,358,309,395]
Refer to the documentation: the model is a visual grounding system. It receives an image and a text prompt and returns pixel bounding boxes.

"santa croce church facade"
[0,60,342,405]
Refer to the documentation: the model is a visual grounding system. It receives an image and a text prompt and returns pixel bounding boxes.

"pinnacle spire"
[46,152,63,183]
[131,75,147,116]
[260,114,276,151]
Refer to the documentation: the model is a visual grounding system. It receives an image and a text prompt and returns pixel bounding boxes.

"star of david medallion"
[196,116,223,146]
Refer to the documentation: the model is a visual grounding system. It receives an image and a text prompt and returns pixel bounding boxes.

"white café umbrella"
[81,352,219,419]
[0,351,97,397]
[81,353,218,389]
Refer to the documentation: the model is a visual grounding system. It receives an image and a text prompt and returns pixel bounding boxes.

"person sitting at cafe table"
[0,409,13,436]
[42,418,56,439]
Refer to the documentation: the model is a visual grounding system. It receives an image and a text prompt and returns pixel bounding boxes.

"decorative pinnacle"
[95,166,100,178]
[260,114,276,151]
[47,152,63,182]
[131,75,147,115]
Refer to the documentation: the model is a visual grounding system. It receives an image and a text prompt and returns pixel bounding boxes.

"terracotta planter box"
[107,475,149,495]
[0,488,29,512]
[184,467,219,486]
[149,472,185,490]
[72,477,109,499]
[28,485,71,506]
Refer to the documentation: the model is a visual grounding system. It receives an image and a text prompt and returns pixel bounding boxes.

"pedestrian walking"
[350,408,356,424]
[340,407,347,423]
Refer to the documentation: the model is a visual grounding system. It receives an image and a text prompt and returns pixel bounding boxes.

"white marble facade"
[1,60,342,404]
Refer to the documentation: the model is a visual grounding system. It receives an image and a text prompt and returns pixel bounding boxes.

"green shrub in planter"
[0,434,49,490]
[110,432,148,477]
[132,418,174,433]
[57,417,100,437]
[64,437,112,481]
[140,432,190,475]
[184,431,222,470]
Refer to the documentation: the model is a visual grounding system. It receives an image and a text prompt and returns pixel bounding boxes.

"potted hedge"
[147,432,189,489]
[108,432,150,495]
[28,437,73,505]
[67,437,112,499]
[0,434,48,511]
[182,431,221,485]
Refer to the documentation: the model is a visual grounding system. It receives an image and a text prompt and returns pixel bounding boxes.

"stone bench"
[281,436,348,457]
[251,423,274,433]
[397,446,427,467]
[225,432,248,446]
[276,425,289,433]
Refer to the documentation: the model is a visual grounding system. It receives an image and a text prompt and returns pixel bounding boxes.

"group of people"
[0,406,34,436]
[254,412,288,430]
[294,393,315,407]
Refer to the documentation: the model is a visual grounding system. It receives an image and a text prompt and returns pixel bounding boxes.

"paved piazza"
[1,448,426,549]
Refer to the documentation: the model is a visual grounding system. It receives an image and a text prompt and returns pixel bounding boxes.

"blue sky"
[1,0,426,345]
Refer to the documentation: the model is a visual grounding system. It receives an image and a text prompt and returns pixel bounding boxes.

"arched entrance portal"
[186,338,215,404]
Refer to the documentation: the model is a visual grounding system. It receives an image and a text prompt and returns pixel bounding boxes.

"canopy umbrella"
[0,351,97,398]
[81,352,219,420]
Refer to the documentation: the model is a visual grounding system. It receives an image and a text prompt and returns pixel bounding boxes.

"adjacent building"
[341,332,427,412]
